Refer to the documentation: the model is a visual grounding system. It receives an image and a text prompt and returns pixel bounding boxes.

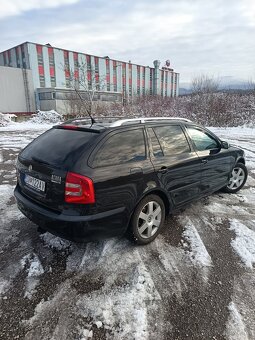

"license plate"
[25,174,45,192]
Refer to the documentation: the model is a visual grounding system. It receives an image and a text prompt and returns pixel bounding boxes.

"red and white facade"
[0,42,179,96]
[0,42,179,114]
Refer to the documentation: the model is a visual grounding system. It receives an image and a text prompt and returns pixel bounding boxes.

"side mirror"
[221,141,229,149]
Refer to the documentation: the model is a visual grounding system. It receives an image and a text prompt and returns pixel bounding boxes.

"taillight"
[65,172,95,204]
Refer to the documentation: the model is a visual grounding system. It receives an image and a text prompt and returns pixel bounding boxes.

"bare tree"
[64,60,107,119]
[63,91,85,117]
[246,78,255,93]
[191,74,220,94]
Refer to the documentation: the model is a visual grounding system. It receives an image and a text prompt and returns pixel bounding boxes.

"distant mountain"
[218,76,247,90]
[179,88,192,95]
[179,76,249,95]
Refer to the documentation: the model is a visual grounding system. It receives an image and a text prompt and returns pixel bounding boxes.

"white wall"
[0,66,35,113]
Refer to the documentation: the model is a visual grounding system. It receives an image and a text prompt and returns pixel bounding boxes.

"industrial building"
[0,42,180,115]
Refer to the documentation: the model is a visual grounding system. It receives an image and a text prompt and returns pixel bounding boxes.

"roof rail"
[62,116,125,125]
[110,117,192,127]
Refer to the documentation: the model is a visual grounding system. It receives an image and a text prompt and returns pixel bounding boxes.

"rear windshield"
[20,128,98,167]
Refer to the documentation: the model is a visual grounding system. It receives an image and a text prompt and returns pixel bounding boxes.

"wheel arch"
[132,188,171,219]
[237,157,245,165]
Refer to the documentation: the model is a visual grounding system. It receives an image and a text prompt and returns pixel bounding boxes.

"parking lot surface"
[0,126,255,340]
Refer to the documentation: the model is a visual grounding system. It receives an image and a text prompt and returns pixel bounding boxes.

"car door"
[185,125,234,194]
[88,127,154,225]
[147,124,202,207]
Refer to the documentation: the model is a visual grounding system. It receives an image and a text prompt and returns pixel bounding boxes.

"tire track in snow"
[162,205,244,340]
[225,273,255,340]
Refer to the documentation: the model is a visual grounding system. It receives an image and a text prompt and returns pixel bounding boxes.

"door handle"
[158,166,167,174]
[201,159,208,164]
[130,167,143,174]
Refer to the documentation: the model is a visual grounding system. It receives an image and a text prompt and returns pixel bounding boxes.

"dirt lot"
[0,126,255,340]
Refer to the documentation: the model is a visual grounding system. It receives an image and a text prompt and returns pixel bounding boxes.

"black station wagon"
[14,117,248,244]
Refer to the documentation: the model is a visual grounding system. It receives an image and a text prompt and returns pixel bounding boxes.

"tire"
[222,162,248,193]
[130,194,166,245]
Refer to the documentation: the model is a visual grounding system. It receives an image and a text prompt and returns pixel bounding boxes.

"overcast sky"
[0,0,254,84]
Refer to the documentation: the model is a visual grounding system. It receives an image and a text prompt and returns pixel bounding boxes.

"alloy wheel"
[137,201,162,239]
[227,167,245,190]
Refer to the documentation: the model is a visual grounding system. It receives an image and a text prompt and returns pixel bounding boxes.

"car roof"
[59,116,193,131]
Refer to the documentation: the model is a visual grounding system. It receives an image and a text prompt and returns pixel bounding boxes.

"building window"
[37,45,43,65]
[74,53,79,68]
[85,55,92,90]
[15,47,20,68]
[48,47,56,87]
[8,50,12,67]
[21,44,26,68]
[73,52,79,89]
[129,64,132,96]
[142,67,145,95]
[49,49,54,66]
[165,72,168,97]
[150,69,153,95]
[106,59,110,91]
[161,71,164,96]
[113,60,117,92]
[121,62,126,98]
[94,57,99,90]
[95,56,99,73]
[37,45,45,87]
[86,55,91,71]
[137,65,140,96]
[129,85,132,96]
[64,50,70,88]
[3,52,7,66]
[38,92,54,100]
[39,75,45,88]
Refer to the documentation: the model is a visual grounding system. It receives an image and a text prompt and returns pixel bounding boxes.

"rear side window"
[20,128,97,166]
[186,127,219,151]
[92,129,146,167]
[149,125,190,157]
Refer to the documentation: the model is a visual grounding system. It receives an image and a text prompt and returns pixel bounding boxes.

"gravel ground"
[0,126,255,340]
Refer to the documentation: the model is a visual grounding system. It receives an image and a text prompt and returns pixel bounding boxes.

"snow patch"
[183,221,212,268]
[94,321,103,328]
[0,184,13,206]
[21,253,44,298]
[229,219,255,269]
[80,329,93,339]
[77,259,161,340]
[0,184,23,223]
[0,112,12,127]
[0,278,9,295]
[40,232,72,251]
[29,110,63,124]
[226,301,248,340]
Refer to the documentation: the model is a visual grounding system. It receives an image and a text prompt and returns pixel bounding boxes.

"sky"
[0,0,254,84]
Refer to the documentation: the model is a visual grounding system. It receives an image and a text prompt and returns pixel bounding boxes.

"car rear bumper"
[14,186,128,242]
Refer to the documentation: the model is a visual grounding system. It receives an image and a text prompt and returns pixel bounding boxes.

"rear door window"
[148,125,190,157]
[92,129,146,167]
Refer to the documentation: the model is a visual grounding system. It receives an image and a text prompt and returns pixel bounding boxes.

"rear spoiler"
[53,125,101,133]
